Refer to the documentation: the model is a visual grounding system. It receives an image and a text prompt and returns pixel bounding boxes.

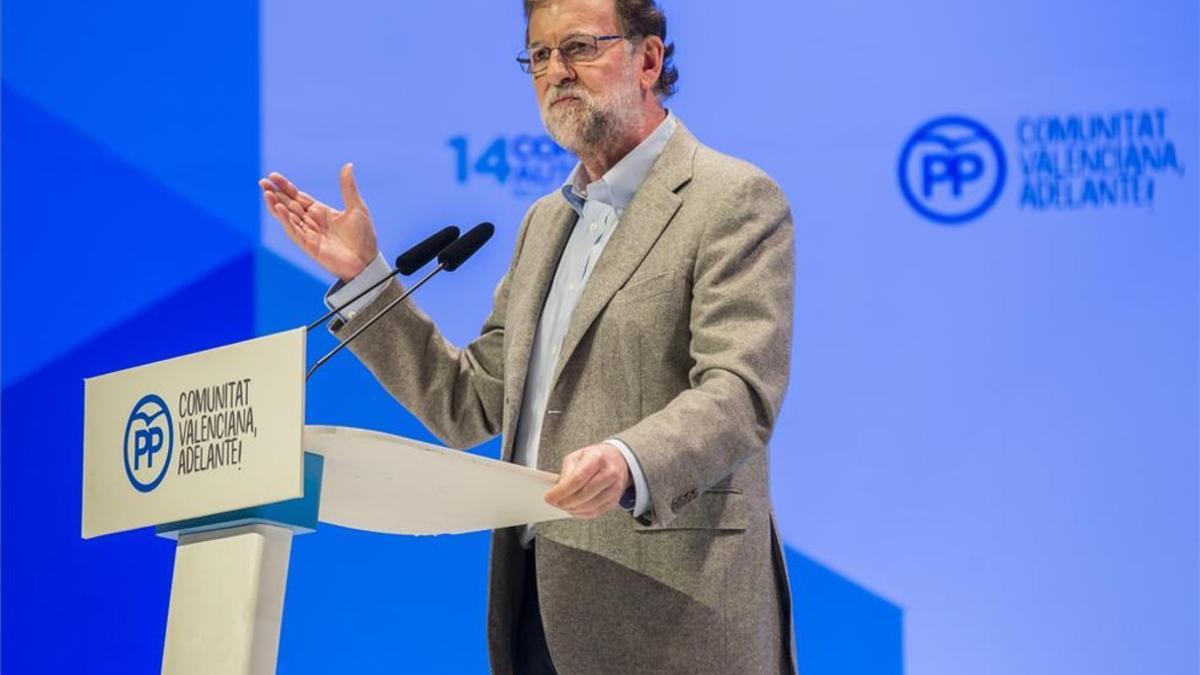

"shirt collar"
[560,110,678,216]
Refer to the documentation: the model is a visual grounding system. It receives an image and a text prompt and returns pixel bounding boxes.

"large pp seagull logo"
[899,116,1007,225]
[123,394,174,492]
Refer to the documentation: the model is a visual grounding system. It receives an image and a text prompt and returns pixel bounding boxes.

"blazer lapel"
[501,197,576,462]
[549,124,699,389]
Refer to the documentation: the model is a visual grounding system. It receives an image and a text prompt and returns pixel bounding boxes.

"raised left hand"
[544,443,632,519]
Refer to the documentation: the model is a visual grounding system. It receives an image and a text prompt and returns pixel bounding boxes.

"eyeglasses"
[516,34,626,74]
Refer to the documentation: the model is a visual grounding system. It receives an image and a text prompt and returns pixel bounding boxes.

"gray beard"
[546,106,619,155]
[540,68,643,156]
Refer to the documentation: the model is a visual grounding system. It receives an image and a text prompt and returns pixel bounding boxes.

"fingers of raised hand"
[261,184,280,212]
[282,195,322,231]
[295,189,316,209]
[260,180,285,211]
[261,174,317,210]
[269,184,310,216]
[271,204,319,249]
[262,181,323,234]
[265,172,306,203]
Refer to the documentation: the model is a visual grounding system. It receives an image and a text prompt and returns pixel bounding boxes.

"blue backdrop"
[2,1,1196,673]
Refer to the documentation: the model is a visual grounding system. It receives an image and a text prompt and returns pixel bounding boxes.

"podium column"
[161,524,293,675]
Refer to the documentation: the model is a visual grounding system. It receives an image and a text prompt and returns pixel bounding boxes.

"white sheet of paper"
[304,425,571,535]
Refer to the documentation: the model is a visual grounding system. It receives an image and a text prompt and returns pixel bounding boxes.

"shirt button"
[347,310,358,320]
[568,281,576,291]
[589,221,599,233]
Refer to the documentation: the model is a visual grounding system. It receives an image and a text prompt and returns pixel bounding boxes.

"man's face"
[527,0,646,153]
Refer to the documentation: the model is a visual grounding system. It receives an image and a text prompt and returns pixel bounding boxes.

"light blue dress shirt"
[326,111,679,547]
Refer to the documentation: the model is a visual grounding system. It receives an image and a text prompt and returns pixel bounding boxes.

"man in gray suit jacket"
[261,0,796,672]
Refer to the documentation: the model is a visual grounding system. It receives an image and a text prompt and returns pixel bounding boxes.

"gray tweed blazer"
[332,122,798,674]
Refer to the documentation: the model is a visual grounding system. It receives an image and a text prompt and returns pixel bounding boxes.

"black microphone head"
[438,222,495,271]
[394,225,460,275]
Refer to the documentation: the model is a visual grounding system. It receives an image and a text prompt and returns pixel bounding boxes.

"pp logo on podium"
[124,394,174,493]
[899,116,1007,225]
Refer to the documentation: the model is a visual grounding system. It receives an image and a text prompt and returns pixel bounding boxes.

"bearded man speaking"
[260,1,796,672]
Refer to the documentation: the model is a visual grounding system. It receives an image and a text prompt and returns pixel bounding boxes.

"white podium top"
[304,425,571,535]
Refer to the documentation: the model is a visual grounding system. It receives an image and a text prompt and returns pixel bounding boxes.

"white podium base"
[161,524,293,675]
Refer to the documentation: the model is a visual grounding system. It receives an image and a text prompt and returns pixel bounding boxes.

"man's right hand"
[259,163,380,282]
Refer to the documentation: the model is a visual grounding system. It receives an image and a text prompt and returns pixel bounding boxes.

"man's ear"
[639,36,665,93]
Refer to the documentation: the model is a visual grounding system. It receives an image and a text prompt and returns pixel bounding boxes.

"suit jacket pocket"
[611,269,678,306]
[635,490,747,532]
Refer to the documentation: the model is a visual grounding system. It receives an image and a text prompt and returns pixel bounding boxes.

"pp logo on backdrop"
[123,394,174,492]
[899,116,1007,225]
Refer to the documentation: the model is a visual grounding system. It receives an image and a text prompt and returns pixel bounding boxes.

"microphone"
[438,221,495,271]
[306,222,496,380]
[397,225,461,275]
[306,226,460,332]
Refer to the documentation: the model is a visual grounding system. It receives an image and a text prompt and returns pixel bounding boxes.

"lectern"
[82,328,568,674]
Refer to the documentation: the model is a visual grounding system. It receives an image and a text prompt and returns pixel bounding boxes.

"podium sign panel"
[82,328,306,538]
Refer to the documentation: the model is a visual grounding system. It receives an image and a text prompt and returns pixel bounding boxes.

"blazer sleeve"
[326,202,539,450]
[613,171,795,527]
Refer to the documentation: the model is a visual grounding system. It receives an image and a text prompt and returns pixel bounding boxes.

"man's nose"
[544,50,576,87]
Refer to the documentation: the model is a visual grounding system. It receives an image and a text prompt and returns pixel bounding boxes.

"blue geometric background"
[4,0,1195,673]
